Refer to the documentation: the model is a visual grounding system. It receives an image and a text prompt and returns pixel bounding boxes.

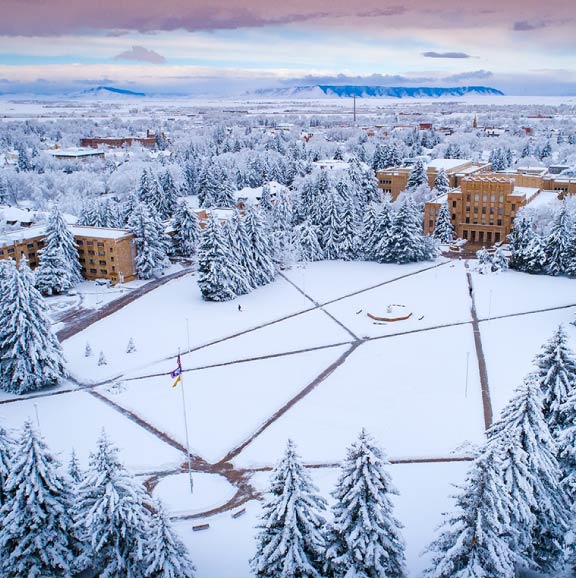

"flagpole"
[178,348,194,494]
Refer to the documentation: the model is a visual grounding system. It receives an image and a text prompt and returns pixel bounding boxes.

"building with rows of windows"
[0,225,137,284]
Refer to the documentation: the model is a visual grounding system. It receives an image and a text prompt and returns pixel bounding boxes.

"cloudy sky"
[0,0,574,95]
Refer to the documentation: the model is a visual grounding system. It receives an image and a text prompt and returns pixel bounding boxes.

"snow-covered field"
[4,258,576,577]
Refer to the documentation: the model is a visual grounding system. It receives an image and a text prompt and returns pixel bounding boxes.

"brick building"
[424,175,541,246]
[80,130,162,149]
[377,158,490,200]
[0,225,137,284]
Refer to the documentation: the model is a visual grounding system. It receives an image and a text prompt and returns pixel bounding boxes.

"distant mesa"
[249,85,505,99]
[77,86,146,98]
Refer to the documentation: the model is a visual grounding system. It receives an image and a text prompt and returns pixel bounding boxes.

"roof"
[427,158,472,171]
[234,181,288,203]
[0,224,132,246]
[0,206,35,224]
[48,148,105,158]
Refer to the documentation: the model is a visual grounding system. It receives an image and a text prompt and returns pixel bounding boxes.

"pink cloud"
[0,0,572,36]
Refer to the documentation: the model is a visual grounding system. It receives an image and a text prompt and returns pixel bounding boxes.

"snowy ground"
[4,258,576,577]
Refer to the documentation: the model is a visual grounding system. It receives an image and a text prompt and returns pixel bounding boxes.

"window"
[465,217,470,224]
[473,207,478,213]
[28,252,35,258]
[428,220,433,228]
[109,248,114,253]
[87,241,94,246]
[79,258,85,264]
[27,243,34,249]
[490,195,495,202]
[98,251,105,256]
[490,207,494,214]
[0,250,3,255]
[110,257,115,262]
[77,240,84,246]
[97,242,104,247]
[466,206,470,212]
[7,248,14,254]
[100,269,108,275]
[511,204,516,211]
[487,232,492,244]
[99,260,106,266]
[495,232,501,242]
[482,207,486,214]
[499,195,504,202]
[88,250,95,256]
[466,194,471,201]
[498,208,503,215]
[479,231,484,242]
[452,213,456,220]
[497,219,502,226]
[89,259,95,265]
[90,268,97,274]
[78,249,84,255]
[483,195,487,202]
[452,201,457,208]
[474,194,479,201]
[112,266,116,271]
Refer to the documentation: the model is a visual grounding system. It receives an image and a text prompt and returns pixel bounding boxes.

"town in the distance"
[1,94,576,578]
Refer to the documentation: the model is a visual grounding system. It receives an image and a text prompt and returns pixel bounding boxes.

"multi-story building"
[80,130,163,149]
[0,225,137,284]
[376,158,490,200]
[424,175,541,246]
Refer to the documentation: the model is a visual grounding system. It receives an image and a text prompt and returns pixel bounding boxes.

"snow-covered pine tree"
[492,247,508,272]
[85,342,92,357]
[74,431,150,578]
[229,210,257,289]
[487,375,570,570]
[432,203,455,243]
[215,167,236,208]
[359,203,379,260]
[424,442,516,578]
[98,351,107,366]
[347,156,379,207]
[197,214,236,301]
[250,440,327,578]
[533,325,576,435]
[126,337,136,353]
[127,202,169,280]
[78,199,99,226]
[0,421,76,578]
[372,200,394,263]
[244,206,277,287]
[0,257,66,394]
[222,219,252,296]
[508,214,545,274]
[295,221,324,262]
[476,246,493,274]
[171,201,201,257]
[121,192,140,226]
[159,170,179,218]
[197,164,221,208]
[0,424,13,507]
[35,206,82,296]
[385,198,433,264]
[138,169,154,205]
[68,449,82,484]
[270,190,295,268]
[405,159,427,191]
[260,184,274,213]
[325,430,406,578]
[321,191,346,260]
[433,169,450,194]
[144,500,196,578]
[543,201,572,276]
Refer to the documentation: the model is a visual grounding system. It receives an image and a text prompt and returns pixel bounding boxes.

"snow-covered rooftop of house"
[0,206,35,224]
[428,192,449,204]
[526,189,561,209]
[69,225,132,239]
[234,181,288,203]
[0,224,131,245]
[47,148,104,157]
[455,164,487,175]
[512,186,541,199]
[427,158,472,171]
[313,159,349,171]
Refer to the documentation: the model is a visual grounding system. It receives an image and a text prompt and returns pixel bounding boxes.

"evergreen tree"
[127,202,169,280]
[0,421,76,578]
[197,214,236,301]
[68,449,82,484]
[533,325,576,435]
[222,219,252,296]
[359,203,379,260]
[74,431,150,578]
[476,247,493,274]
[372,201,394,263]
[98,351,107,366]
[138,169,154,205]
[508,214,545,274]
[544,201,572,275]
[487,375,570,571]
[424,443,516,578]
[85,342,92,357]
[144,500,195,578]
[433,203,455,243]
[385,199,434,263]
[295,221,324,262]
[325,430,406,578]
[126,337,137,353]
[229,210,257,289]
[0,424,13,507]
[492,247,508,272]
[78,199,99,226]
[197,164,220,208]
[35,206,82,296]
[171,201,201,257]
[433,169,450,193]
[405,159,427,191]
[251,440,327,578]
[121,192,140,226]
[260,184,274,213]
[159,170,179,218]
[244,206,277,287]
[0,258,66,394]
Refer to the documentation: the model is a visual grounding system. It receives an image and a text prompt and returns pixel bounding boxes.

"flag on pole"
[169,354,182,387]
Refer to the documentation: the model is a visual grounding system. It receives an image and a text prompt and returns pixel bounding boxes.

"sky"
[0,0,574,96]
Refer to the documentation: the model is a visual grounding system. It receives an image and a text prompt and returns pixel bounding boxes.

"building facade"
[80,130,162,149]
[0,225,137,284]
[376,159,490,200]
[424,175,541,246]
